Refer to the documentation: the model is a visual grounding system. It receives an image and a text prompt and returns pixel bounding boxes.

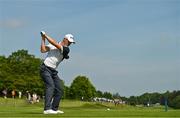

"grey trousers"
[40,63,64,111]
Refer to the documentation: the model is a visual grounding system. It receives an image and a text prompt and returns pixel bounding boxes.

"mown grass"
[0,98,180,118]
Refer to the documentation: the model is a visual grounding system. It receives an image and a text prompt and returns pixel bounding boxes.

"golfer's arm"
[44,34,62,49]
[41,38,49,53]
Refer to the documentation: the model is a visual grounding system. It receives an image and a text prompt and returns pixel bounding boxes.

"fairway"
[0,98,180,118]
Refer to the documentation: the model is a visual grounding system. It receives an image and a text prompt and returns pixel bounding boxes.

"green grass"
[0,98,180,118]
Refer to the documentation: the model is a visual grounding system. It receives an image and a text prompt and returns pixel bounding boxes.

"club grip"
[40,31,46,36]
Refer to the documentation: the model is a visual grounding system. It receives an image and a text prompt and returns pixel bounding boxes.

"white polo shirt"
[44,44,64,69]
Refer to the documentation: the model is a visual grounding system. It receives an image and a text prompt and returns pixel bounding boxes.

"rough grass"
[0,98,180,118]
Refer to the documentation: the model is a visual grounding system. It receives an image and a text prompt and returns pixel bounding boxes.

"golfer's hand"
[40,31,46,40]
[41,35,46,40]
[40,31,46,36]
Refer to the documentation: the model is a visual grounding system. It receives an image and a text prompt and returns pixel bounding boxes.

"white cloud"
[0,19,24,28]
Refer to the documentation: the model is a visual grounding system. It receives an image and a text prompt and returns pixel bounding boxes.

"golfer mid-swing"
[40,31,75,114]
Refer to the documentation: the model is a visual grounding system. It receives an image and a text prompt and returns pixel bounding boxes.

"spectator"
[12,89,16,98]
[32,93,37,103]
[18,91,22,99]
[2,88,7,99]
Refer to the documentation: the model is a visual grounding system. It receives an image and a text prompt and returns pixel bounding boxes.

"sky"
[0,0,179,97]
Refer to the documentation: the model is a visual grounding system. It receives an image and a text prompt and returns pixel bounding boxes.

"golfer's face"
[64,38,71,46]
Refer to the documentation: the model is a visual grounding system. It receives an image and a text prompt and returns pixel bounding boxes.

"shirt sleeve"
[46,44,63,51]
[46,44,55,50]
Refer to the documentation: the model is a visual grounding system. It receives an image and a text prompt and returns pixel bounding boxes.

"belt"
[42,63,56,72]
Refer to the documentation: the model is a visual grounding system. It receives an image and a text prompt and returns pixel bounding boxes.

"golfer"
[40,31,75,114]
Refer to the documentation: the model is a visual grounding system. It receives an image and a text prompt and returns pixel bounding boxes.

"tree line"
[0,50,112,100]
[126,90,180,109]
[0,50,179,109]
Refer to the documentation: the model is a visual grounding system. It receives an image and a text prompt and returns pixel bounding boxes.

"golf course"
[0,98,180,118]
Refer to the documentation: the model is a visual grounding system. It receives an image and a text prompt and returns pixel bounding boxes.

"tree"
[128,96,137,106]
[70,76,96,100]
[103,92,113,99]
[0,56,7,90]
[7,49,41,75]
[0,50,43,96]
[170,95,180,109]
[113,92,121,99]
[167,91,180,109]
[96,90,103,97]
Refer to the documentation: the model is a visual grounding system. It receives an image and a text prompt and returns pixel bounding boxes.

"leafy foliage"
[70,76,96,100]
[0,50,43,95]
[126,91,180,109]
[0,49,179,109]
